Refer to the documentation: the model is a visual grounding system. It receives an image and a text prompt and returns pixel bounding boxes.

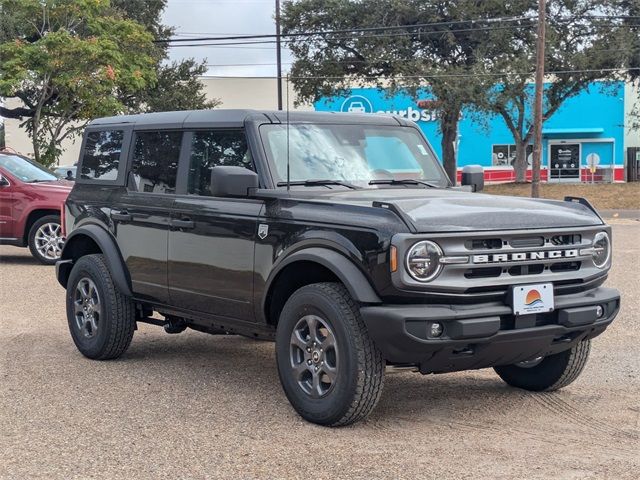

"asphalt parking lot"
[1,220,638,479]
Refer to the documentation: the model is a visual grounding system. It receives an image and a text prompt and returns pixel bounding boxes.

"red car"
[0,152,72,264]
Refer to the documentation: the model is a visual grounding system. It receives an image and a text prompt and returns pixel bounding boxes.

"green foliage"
[0,0,157,165]
[111,0,219,113]
[281,0,536,183]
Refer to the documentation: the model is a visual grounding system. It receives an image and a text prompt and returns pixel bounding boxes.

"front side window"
[80,130,124,181]
[259,124,448,187]
[0,154,57,183]
[130,131,182,194]
[188,130,252,196]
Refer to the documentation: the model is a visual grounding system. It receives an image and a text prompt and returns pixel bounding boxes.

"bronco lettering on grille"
[472,249,579,264]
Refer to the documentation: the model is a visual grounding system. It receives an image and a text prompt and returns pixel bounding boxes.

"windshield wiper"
[27,179,53,183]
[277,179,360,190]
[369,178,440,188]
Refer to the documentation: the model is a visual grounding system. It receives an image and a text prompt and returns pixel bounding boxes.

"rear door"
[112,130,182,304]
[168,129,262,320]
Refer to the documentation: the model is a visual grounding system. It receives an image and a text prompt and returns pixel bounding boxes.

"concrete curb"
[598,209,640,220]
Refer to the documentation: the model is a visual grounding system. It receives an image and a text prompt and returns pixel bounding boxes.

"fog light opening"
[596,305,604,318]
[430,322,443,338]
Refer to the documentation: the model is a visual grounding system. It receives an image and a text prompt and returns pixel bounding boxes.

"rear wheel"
[28,215,64,264]
[494,340,591,391]
[66,254,135,360]
[275,282,385,426]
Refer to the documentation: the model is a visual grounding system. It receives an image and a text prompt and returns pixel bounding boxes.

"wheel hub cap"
[34,222,64,260]
[289,315,339,398]
[73,277,101,338]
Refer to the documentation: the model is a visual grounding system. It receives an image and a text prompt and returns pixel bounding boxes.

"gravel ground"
[1,221,638,479]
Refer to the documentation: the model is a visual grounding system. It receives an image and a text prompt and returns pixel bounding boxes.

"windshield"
[259,124,449,188]
[0,154,57,182]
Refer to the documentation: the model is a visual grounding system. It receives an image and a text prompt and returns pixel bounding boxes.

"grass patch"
[483,182,640,210]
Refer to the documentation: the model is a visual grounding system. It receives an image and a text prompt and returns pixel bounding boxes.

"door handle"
[111,210,132,222]
[170,218,195,229]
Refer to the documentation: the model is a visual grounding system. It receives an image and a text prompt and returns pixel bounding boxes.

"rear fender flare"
[58,224,132,296]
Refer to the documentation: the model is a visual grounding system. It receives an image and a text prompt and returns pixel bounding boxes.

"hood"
[29,180,73,196]
[291,187,603,233]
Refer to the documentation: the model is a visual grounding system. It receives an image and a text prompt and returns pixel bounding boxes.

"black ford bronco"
[57,109,620,426]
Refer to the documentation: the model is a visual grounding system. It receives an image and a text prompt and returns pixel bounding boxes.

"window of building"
[80,130,124,181]
[187,130,253,196]
[492,144,533,166]
[130,131,182,194]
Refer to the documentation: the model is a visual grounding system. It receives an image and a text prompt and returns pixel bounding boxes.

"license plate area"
[512,283,554,316]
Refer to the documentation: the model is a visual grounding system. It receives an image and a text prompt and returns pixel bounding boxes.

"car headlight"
[591,231,611,269]
[406,240,443,281]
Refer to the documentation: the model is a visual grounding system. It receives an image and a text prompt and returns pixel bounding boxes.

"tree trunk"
[30,117,41,164]
[512,140,529,183]
[440,107,460,185]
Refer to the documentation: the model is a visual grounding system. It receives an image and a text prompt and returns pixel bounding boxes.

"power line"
[158,14,640,45]
[198,67,640,79]
[157,16,536,44]
[165,23,541,48]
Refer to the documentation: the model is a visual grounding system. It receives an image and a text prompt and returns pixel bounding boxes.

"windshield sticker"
[416,144,428,155]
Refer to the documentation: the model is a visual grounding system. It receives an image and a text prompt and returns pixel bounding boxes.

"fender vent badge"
[258,224,269,240]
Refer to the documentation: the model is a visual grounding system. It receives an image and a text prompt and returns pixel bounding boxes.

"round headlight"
[592,231,611,269]
[406,240,443,282]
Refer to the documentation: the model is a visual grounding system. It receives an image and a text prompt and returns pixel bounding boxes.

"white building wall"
[625,82,640,149]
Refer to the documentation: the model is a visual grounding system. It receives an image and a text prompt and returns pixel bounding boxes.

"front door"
[168,129,262,321]
[549,143,580,182]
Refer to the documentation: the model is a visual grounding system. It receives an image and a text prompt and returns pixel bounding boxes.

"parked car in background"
[0,152,72,264]
[53,165,77,181]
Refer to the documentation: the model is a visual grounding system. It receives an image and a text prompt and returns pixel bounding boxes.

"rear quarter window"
[79,129,126,182]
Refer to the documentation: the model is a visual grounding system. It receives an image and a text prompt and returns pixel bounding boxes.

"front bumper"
[360,287,620,374]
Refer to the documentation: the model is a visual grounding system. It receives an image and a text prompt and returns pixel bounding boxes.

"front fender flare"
[264,247,382,308]
[57,224,132,296]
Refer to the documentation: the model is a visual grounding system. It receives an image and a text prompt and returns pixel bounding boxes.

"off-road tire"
[28,214,63,265]
[275,282,385,426]
[494,340,591,392]
[66,254,135,360]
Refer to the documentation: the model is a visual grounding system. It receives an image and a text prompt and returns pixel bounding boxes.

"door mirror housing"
[461,165,484,192]
[210,166,259,197]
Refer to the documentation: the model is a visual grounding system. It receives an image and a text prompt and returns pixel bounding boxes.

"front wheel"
[28,214,64,264]
[494,340,591,392]
[275,282,385,426]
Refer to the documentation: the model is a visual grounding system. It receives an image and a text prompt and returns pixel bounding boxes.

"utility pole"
[531,0,546,198]
[275,0,283,110]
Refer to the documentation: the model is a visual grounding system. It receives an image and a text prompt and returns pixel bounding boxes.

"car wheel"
[28,214,64,265]
[275,282,385,426]
[494,339,591,392]
[66,254,135,360]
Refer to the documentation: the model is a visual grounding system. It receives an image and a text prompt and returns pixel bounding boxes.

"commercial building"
[2,77,638,182]
[315,80,639,183]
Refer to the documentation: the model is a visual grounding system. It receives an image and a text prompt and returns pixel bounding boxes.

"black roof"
[88,109,409,129]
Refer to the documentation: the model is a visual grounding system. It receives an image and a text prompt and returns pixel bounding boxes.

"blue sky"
[162,0,293,77]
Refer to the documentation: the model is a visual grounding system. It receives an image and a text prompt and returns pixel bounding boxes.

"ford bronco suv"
[56,110,620,426]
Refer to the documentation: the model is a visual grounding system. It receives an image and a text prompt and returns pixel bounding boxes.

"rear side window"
[80,130,124,181]
[130,131,182,194]
[188,130,252,196]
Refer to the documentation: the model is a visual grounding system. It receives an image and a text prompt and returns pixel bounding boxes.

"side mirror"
[461,165,484,192]
[210,166,259,197]
[0,174,9,187]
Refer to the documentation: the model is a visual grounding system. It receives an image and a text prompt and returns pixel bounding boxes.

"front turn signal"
[390,245,397,272]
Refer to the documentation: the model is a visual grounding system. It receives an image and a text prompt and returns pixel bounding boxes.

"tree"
[111,0,219,113]
[481,0,633,183]
[281,0,534,184]
[0,0,157,166]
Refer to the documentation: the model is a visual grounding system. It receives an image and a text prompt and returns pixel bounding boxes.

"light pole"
[275,0,283,110]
